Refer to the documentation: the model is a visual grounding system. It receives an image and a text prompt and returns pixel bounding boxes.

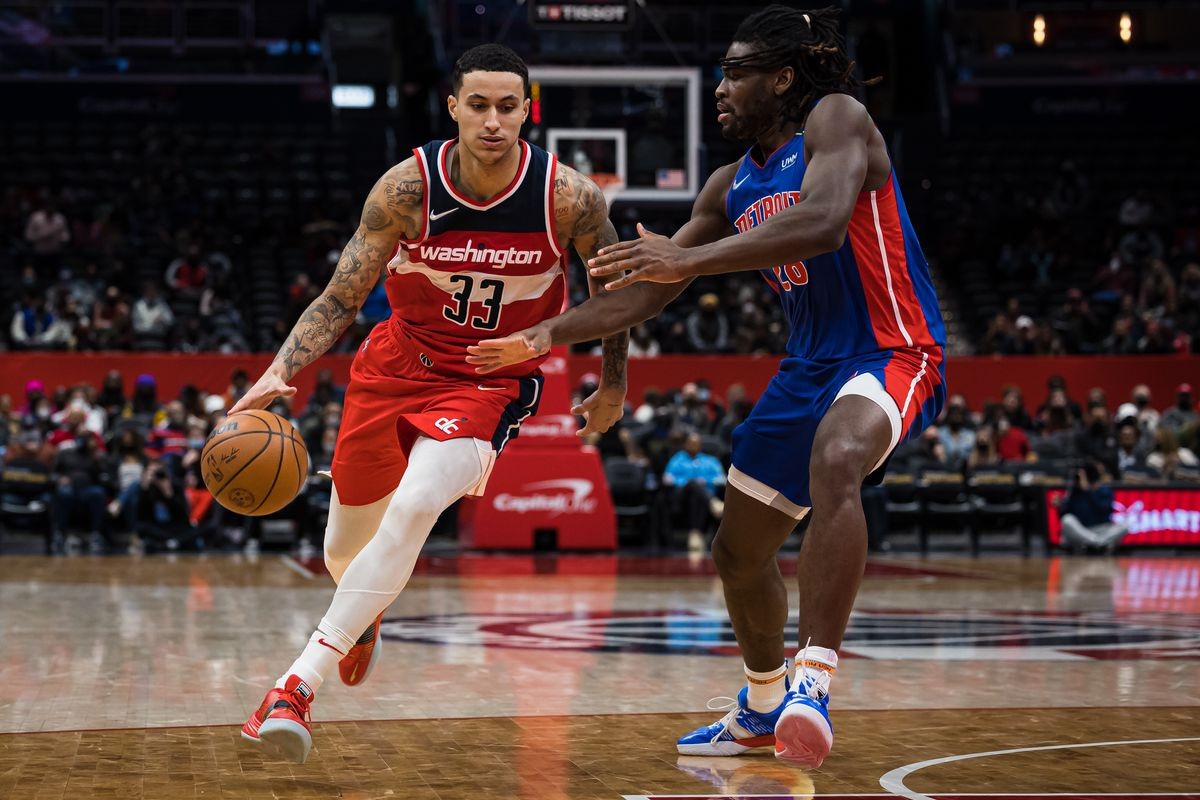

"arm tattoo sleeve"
[269,164,420,381]
[271,231,379,380]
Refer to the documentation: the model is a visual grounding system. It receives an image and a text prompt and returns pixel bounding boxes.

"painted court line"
[879,737,1200,800]
[280,555,316,579]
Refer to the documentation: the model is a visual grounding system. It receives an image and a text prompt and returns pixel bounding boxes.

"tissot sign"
[529,0,634,29]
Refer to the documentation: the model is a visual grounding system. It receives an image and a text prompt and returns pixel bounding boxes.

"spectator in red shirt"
[47,406,106,453]
[995,416,1033,462]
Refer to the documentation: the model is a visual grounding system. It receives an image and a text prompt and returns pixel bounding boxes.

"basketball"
[201,409,309,516]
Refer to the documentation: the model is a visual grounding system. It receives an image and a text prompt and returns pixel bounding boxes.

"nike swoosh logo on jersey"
[429,207,459,221]
[477,385,507,392]
[732,173,749,189]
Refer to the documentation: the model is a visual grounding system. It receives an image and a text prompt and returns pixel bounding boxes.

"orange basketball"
[201,409,309,516]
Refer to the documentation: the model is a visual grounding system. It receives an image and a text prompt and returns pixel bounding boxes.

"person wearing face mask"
[1073,403,1119,478]
[1114,419,1151,478]
[1161,384,1198,434]
[1129,384,1160,433]
[938,396,975,470]
[967,424,1001,470]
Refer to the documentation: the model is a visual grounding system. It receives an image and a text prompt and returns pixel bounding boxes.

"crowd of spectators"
[0,368,346,555]
[890,376,1200,485]
[0,115,359,355]
[2,363,1199,556]
[929,130,1199,356]
[4,197,255,353]
[6,114,1198,360]
[3,190,791,358]
[578,370,1200,550]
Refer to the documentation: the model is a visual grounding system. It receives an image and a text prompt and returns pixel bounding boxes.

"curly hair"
[721,5,879,124]
[452,43,530,99]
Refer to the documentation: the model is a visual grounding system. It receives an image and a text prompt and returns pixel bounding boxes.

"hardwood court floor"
[0,553,1197,799]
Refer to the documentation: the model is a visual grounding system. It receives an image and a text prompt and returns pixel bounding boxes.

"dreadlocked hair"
[721,5,880,124]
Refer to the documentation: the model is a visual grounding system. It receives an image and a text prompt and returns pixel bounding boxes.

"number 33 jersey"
[383,138,566,379]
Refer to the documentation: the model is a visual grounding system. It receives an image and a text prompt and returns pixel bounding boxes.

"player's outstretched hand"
[467,323,552,374]
[228,369,296,415]
[573,385,626,438]
[587,223,693,291]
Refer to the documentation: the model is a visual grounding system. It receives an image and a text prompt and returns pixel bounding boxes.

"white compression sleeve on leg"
[278,437,486,692]
[323,484,395,584]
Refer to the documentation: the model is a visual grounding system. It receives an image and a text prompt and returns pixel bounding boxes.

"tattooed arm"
[558,165,629,437]
[467,162,737,374]
[229,160,422,414]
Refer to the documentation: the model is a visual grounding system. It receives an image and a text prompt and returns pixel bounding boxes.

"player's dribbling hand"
[228,369,296,415]
[466,324,552,374]
[573,385,626,437]
[587,223,693,291]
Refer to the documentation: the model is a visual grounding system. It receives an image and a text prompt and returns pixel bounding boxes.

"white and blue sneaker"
[677,682,789,756]
[773,669,834,768]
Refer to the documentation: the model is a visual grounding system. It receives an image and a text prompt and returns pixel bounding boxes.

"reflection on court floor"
[0,555,1196,799]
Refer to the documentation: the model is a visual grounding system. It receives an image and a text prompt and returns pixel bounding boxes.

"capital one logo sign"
[540,355,567,375]
[519,414,576,438]
[493,479,597,516]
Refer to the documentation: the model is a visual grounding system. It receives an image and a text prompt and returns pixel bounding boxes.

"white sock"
[276,619,356,693]
[744,662,789,712]
[273,437,485,694]
[796,645,838,698]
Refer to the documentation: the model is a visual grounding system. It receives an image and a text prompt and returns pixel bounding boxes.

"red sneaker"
[241,675,314,763]
[338,612,383,687]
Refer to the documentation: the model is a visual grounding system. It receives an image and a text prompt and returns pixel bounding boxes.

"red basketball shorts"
[329,323,543,506]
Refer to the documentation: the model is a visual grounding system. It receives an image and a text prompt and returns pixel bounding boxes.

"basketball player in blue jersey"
[468,6,946,768]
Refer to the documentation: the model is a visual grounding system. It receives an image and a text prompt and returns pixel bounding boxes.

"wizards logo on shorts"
[379,608,1200,660]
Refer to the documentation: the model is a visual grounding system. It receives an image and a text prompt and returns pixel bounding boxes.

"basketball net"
[591,172,624,209]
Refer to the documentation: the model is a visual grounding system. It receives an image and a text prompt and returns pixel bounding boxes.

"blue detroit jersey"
[724,133,946,362]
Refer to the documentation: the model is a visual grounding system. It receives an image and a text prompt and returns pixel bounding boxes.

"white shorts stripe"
[899,351,930,418]
[869,190,913,348]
